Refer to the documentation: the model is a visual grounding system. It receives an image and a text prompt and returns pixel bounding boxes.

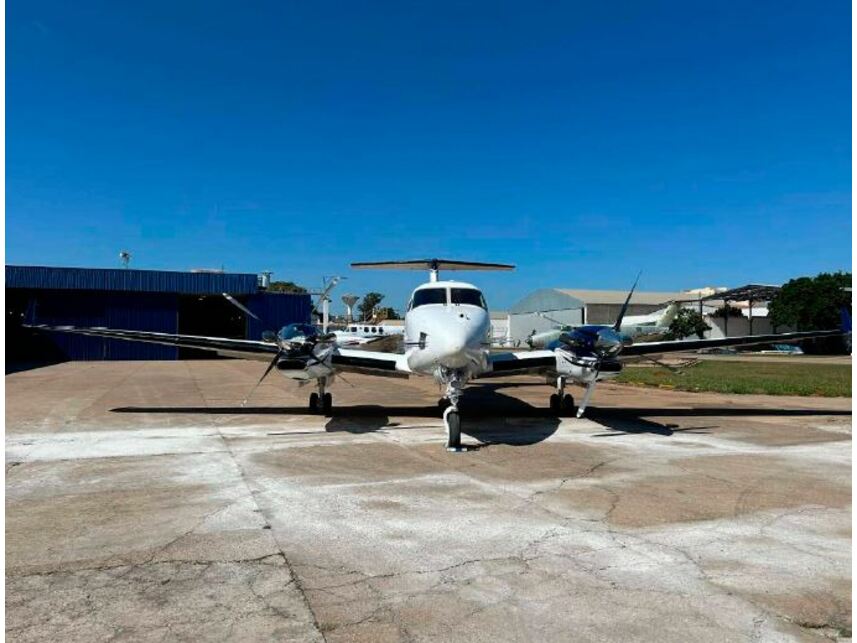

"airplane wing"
[331,348,411,378]
[26,324,413,377]
[484,327,845,376]
[621,328,843,357]
[25,324,279,361]
[484,350,558,377]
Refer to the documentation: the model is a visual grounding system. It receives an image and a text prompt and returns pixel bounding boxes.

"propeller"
[218,293,325,406]
[613,271,641,331]
[565,273,641,418]
[241,347,284,406]
[222,293,260,321]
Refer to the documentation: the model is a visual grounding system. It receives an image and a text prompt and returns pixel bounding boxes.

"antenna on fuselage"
[351,258,515,282]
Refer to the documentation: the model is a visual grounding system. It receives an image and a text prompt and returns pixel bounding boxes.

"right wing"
[27,323,413,377]
[331,348,411,378]
[26,324,279,361]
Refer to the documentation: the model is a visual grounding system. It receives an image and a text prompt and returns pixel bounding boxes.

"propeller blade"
[222,293,260,321]
[241,351,281,406]
[613,271,642,331]
[576,378,598,418]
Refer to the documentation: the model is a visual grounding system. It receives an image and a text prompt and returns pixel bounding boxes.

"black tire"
[562,394,576,416]
[549,393,560,413]
[309,392,319,413]
[323,392,333,416]
[444,408,461,450]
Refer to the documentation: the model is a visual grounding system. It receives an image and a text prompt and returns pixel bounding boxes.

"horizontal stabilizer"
[351,258,514,272]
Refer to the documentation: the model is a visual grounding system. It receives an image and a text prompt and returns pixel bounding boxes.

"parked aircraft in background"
[29,259,847,451]
[330,323,404,350]
[527,301,681,349]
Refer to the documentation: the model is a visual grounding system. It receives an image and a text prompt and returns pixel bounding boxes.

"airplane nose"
[432,329,465,366]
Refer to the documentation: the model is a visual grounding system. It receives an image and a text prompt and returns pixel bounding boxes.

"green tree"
[377,307,400,321]
[665,309,711,340]
[768,272,851,354]
[712,304,745,318]
[358,292,385,321]
[267,281,307,294]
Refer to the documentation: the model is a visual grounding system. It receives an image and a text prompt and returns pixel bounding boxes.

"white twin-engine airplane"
[29,259,846,451]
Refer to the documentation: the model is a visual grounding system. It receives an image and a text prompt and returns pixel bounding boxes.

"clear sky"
[7,1,851,311]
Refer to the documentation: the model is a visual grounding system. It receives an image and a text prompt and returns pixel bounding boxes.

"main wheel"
[309,392,319,413]
[549,393,561,413]
[322,392,333,416]
[444,407,461,451]
[562,393,576,417]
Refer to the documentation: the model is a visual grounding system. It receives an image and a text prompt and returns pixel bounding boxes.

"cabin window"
[450,288,487,309]
[412,288,448,307]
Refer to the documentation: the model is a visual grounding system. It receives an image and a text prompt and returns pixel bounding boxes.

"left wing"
[622,328,843,357]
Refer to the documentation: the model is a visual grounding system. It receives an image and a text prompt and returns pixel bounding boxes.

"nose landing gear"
[443,406,461,451]
[441,369,466,452]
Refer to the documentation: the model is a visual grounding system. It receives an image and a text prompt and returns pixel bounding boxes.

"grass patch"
[615,360,851,397]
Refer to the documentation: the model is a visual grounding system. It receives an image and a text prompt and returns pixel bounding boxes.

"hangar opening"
[177,294,246,359]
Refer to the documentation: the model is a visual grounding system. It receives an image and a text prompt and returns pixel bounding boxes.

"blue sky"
[7,1,851,311]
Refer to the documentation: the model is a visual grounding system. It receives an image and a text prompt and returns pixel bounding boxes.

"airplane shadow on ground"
[111,390,851,447]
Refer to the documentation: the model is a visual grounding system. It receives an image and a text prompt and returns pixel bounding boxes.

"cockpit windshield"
[411,288,447,308]
[278,323,317,341]
[450,288,487,309]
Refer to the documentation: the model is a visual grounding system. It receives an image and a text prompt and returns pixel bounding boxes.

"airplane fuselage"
[402,280,491,378]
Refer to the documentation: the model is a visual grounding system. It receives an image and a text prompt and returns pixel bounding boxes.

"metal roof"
[6,265,260,295]
[558,289,689,306]
[696,284,781,302]
[510,289,585,315]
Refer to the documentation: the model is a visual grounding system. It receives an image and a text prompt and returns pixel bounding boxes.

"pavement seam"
[205,415,328,641]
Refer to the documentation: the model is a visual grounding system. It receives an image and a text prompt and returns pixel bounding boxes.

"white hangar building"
[507,288,686,344]
[507,284,788,345]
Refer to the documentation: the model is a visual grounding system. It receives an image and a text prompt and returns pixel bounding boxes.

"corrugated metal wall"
[6,265,259,295]
[8,266,312,361]
[245,293,312,339]
[26,290,179,360]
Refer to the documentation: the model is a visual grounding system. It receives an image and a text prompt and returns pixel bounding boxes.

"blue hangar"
[7,265,311,362]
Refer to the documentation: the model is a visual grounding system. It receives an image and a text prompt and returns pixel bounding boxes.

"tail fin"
[657,302,681,327]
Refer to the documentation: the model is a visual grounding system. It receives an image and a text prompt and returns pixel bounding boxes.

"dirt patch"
[7,483,215,574]
[748,579,852,639]
[254,439,615,487]
[553,454,850,528]
[709,418,852,447]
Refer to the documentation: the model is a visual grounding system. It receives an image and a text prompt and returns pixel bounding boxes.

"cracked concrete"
[6,360,852,641]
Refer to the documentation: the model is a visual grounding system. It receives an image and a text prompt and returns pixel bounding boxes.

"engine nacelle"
[554,348,623,383]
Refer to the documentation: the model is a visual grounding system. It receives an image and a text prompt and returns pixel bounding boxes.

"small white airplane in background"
[527,301,682,349]
[29,259,846,451]
[331,323,405,349]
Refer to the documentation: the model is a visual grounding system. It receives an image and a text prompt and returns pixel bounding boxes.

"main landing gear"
[308,377,332,416]
[549,377,576,416]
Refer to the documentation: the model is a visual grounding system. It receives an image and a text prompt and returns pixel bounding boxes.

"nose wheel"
[441,371,466,452]
[443,406,462,452]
